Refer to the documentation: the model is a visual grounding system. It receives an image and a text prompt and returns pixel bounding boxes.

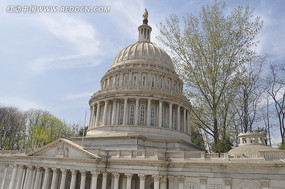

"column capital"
[113,172,120,178]
[80,170,86,176]
[71,169,77,175]
[138,174,145,180]
[60,168,67,174]
[178,176,185,182]
[102,172,108,177]
[91,171,100,176]
[160,176,167,183]
[125,173,133,179]
[200,177,207,184]
[168,176,175,182]
[44,167,50,171]
[27,166,34,170]
[19,164,25,169]
[52,168,58,172]
[152,175,161,182]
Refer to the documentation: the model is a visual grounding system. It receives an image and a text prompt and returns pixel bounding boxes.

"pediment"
[27,138,100,160]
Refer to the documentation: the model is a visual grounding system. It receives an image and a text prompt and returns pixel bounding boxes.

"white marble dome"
[112,41,175,70]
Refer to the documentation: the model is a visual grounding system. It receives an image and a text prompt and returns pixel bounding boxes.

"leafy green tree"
[158,1,263,152]
[25,109,75,148]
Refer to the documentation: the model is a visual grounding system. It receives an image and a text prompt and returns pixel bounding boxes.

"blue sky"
[0,0,285,129]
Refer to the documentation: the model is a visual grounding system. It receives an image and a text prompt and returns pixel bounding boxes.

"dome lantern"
[138,9,152,42]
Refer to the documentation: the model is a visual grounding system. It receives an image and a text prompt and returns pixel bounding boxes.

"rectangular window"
[151,76,155,87]
[142,76,146,86]
[117,77,120,87]
[140,104,145,125]
[133,75,137,86]
[129,105,135,125]
[150,106,155,126]
[119,105,124,125]
[124,74,129,86]
[160,78,163,88]
[110,77,113,87]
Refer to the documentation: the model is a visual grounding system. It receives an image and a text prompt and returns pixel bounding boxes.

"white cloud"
[30,15,103,72]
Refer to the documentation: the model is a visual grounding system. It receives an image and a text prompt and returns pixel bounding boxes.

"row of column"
[0,164,185,189]
[89,97,191,134]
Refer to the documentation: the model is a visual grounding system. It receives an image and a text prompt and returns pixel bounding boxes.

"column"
[177,105,181,131]
[50,168,58,189]
[42,167,50,189]
[183,108,186,132]
[95,102,100,126]
[200,177,207,189]
[22,166,30,189]
[8,164,18,189]
[59,169,67,189]
[103,101,108,125]
[168,176,174,189]
[160,176,167,189]
[90,171,99,189]
[147,98,151,126]
[158,101,162,127]
[135,98,139,125]
[80,171,86,189]
[169,103,173,129]
[178,176,184,189]
[113,173,120,189]
[111,100,117,125]
[187,110,191,135]
[102,172,108,189]
[70,170,77,189]
[126,174,133,189]
[15,165,25,189]
[33,167,42,189]
[25,166,34,189]
[1,164,9,189]
[153,175,160,189]
[30,167,37,189]
[123,98,128,125]
[90,105,95,128]
[138,175,145,189]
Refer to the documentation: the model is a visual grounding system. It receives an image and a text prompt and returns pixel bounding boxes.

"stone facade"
[0,13,285,189]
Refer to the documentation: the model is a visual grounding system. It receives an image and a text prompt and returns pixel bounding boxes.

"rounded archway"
[234,180,260,189]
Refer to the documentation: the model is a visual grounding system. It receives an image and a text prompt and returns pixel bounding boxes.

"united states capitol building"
[1,11,285,189]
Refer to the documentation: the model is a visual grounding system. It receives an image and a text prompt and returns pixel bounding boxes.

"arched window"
[150,106,155,126]
[119,105,124,125]
[140,104,145,125]
[133,75,137,86]
[129,105,135,125]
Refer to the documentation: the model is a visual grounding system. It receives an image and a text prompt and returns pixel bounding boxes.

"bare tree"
[0,106,26,149]
[233,56,265,133]
[266,63,285,146]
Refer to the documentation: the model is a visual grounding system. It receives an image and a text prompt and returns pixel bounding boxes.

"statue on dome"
[143,8,148,24]
[143,8,148,19]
